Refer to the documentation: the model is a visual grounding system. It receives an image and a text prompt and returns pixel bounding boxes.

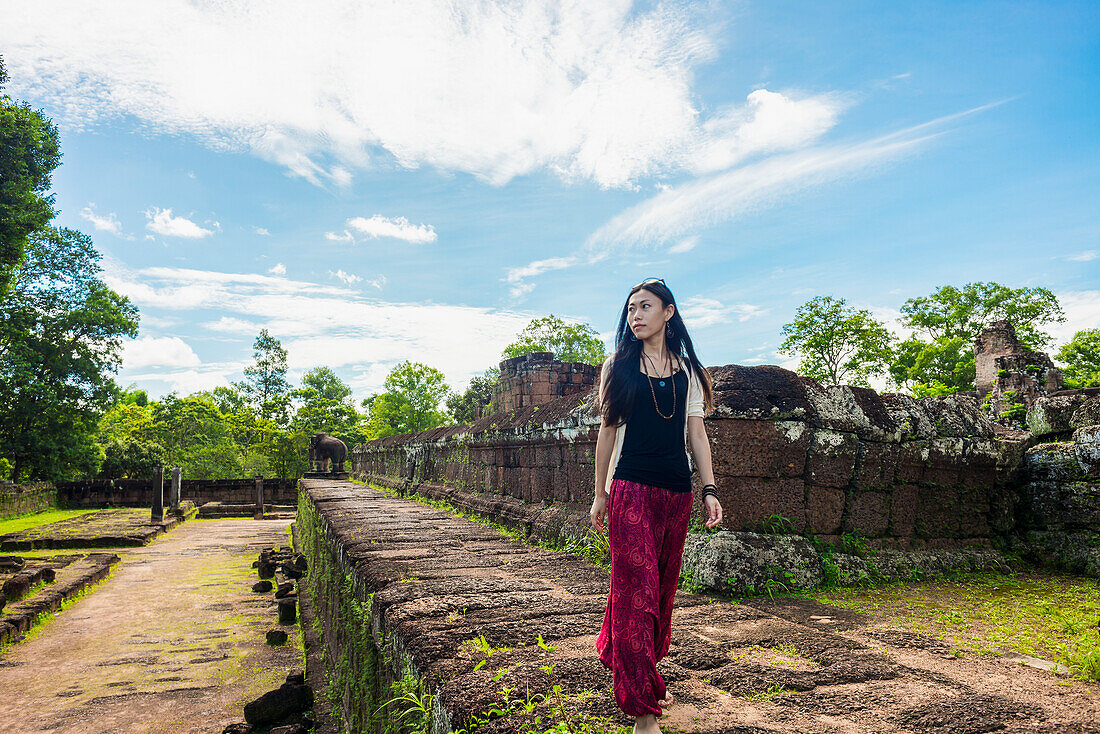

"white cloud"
[254,226,271,236]
[1049,290,1100,351]
[145,207,215,238]
[504,256,578,298]
[268,262,287,276]
[0,1,728,189]
[585,101,1006,254]
[679,296,766,328]
[1066,250,1098,262]
[668,236,698,254]
[346,215,437,244]
[688,89,845,174]
[80,204,123,235]
[330,269,362,285]
[121,336,201,370]
[324,230,354,243]
[104,262,536,399]
[123,365,240,395]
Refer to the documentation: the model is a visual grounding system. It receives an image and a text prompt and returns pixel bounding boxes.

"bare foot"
[657,691,675,708]
[634,714,661,734]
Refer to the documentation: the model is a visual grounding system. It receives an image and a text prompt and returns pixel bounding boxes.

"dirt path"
[0,518,301,734]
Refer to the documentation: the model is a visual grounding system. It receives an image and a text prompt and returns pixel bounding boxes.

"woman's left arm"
[687,416,723,529]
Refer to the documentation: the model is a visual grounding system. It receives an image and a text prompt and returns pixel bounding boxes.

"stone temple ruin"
[975,319,1064,420]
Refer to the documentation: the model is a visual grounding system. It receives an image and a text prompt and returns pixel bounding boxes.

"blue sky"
[2,0,1098,401]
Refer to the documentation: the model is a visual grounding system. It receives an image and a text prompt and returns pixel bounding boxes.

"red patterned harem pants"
[596,479,693,718]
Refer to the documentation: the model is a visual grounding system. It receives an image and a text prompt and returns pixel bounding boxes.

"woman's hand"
[703,495,723,529]
[590,492,608,533]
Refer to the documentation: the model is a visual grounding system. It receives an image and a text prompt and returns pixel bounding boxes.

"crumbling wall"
[1014,391,1100,575]
[490,352,599,414]
[0,482,56,519]
[354,364,1026,551]
[974,320,1063,419]
[55,478,298,508]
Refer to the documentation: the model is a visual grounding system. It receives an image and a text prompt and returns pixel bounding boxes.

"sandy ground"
[0,518,301,734]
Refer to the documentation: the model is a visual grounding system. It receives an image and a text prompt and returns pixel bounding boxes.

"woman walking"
[591,278,723,734]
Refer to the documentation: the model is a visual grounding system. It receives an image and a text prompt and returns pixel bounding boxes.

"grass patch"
[0,509,97,536]
[804,570,1100,683]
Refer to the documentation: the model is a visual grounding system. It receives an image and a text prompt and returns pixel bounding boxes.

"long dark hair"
[600,280,713,425]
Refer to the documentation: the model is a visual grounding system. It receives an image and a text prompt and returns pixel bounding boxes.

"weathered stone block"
[1027,392,1099,438]
[889,484,918,537]
[896,441,929,484]
[915,486,960,539]
[843,491,890,537]
[805,485,845,535]
[853,441,899,491]
[707,419,809,477]
[1075,425,1100,479]
[802,382,898,440]
[719,476,805,532]
[804,430,858,488]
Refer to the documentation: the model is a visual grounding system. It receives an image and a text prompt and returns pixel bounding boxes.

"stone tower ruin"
[974,319,1063,419]
[489,352,599,414]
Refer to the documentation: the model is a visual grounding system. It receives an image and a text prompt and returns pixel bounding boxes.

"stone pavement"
[304,479,1100,733]
[0,518,302,734]
[0,508,185,550]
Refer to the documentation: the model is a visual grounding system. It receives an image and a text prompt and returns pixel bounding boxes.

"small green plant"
[838,531,871,558]
[739,682,794,700]
[758,513,795,534]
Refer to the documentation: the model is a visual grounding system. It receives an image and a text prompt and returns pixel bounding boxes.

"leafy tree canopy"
[1056,329,1100,389]
[888,336,975,396]
[502,315,607,364]
[900,282,1064,349]
[236,329,291,424]
[446,367,499,424]
[0,55,62,294]
[292,366,365,448]
[363,361,450,439]
[0,227,138,480]
[779,296,894,387]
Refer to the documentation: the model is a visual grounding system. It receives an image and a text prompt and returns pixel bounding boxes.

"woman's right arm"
[590,420,617,532]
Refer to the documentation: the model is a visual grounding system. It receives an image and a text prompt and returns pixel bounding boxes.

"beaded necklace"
[641,349,676,420]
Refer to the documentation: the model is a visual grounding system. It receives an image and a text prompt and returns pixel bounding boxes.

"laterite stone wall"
[0,482,56,519]
[354,364,1028,550]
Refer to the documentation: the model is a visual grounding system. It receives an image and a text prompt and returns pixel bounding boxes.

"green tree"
[363,361,450,439]
[501,315,607,364]
[1056,329,1100,389]
[888,336,976,396]
[893,282,1065,395]
[292,366,365,447]
[446,368,500,424]
[0,227,138,479]
[0,56,62,294]
[98,439,166,479]
[149,394,245,479]
[236,329,291,424]
[900,282,1064,349]
[779,296,894,387]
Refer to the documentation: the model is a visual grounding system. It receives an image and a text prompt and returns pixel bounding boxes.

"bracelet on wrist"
[701,483,718,499]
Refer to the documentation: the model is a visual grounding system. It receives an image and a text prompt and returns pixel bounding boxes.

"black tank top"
[612,367,691,492]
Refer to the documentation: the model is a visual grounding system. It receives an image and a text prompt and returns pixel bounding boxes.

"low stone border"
[0,552,119,645]
[0,506,196,551]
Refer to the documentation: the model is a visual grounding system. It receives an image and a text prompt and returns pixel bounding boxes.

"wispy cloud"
[145,207,216,239]
[668,236,698,254]
[679,296,766,328]
[324,230,354,243]
[253,226,270,236]
[330,269,362,285]
[267,262,286,276]
[1066,250,1098,262]
[504,256,578,298]
[346,215,437,244]
[1,1,727,189]
[107,262,534,398]
[505,102,1009,295]
[80,204,123,235]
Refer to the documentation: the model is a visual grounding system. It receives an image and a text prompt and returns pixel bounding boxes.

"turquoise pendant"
[659,380,666,387]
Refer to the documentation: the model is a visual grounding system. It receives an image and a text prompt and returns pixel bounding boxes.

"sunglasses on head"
[634,277,665,289]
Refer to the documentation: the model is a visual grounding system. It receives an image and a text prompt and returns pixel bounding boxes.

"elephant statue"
[309,432,348,474]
